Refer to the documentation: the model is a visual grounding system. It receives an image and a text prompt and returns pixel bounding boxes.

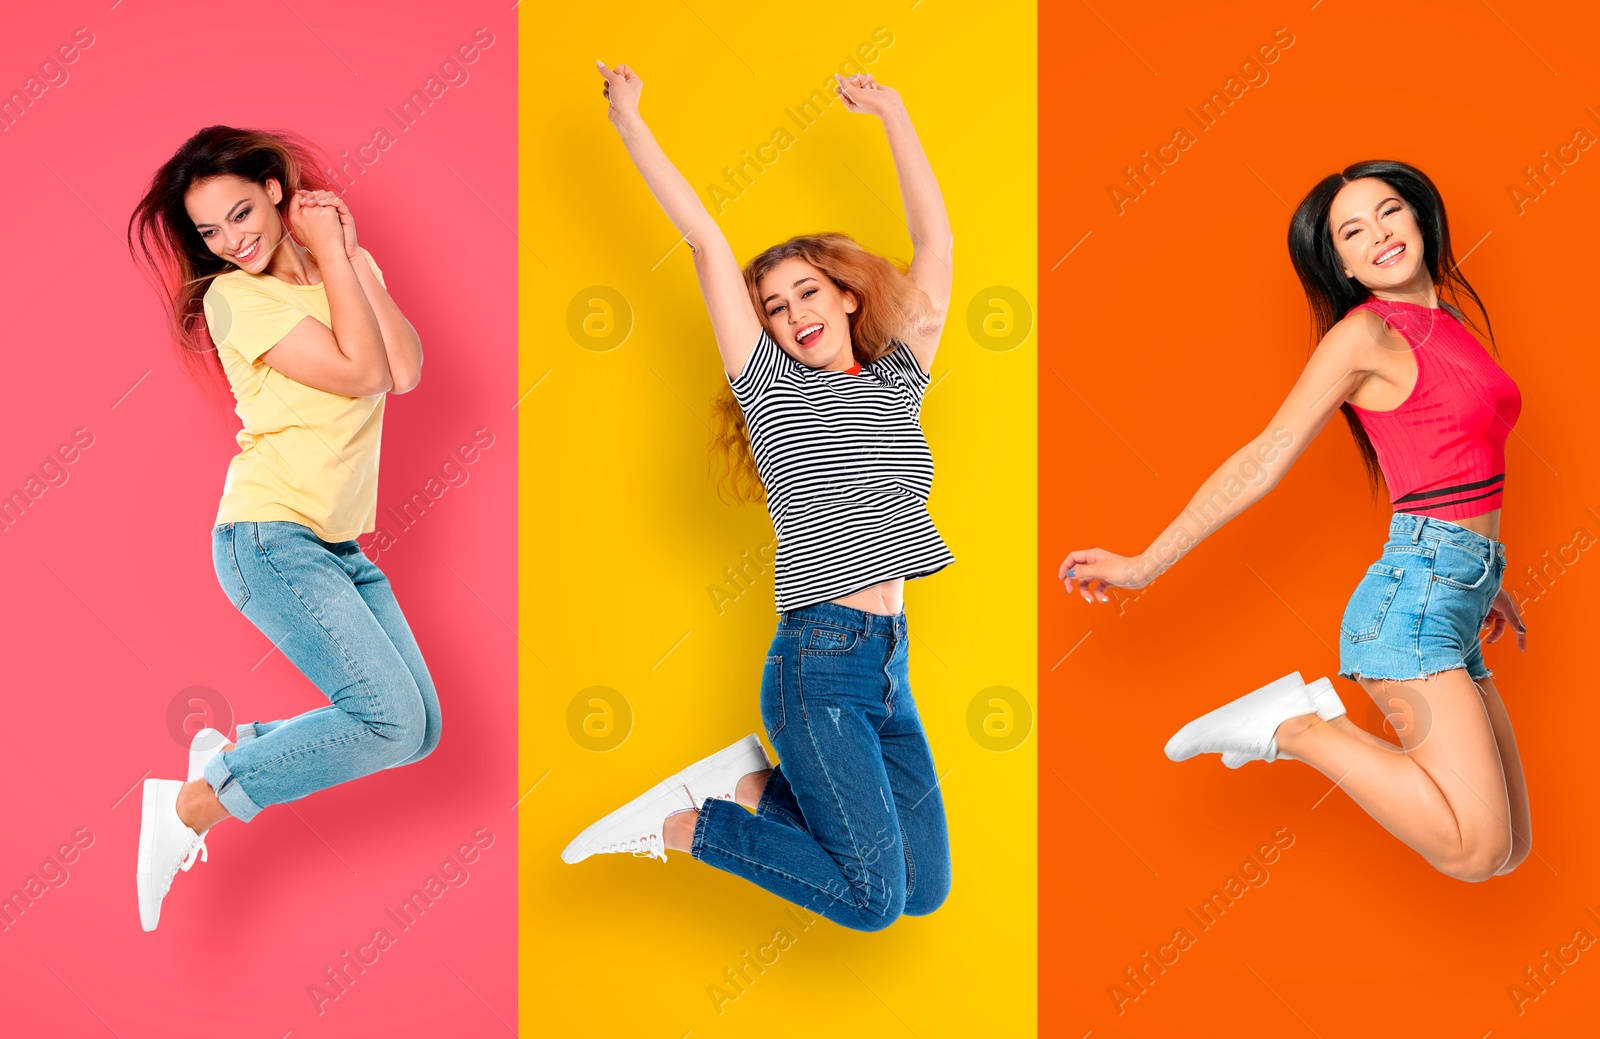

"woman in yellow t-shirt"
[128,126,438,931]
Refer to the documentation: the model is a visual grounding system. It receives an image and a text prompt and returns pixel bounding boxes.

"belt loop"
[1410,515,1424,544]
[779,609,788,626]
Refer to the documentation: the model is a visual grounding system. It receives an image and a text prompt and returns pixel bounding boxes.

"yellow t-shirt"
[202,246,388,543]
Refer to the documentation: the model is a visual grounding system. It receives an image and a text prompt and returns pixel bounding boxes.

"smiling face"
[1328,176,1428,295]
[184,174,285,273]
[756,256,859,370]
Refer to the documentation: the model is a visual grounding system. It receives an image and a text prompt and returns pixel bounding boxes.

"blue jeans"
[692,602,952,931]
[204,521,442,822]
[1338,512,1509,683]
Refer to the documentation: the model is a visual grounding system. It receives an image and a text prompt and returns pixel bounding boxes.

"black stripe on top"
[1393,472,1505,504]
[729,328,954,612]
[1394,486,1505,513]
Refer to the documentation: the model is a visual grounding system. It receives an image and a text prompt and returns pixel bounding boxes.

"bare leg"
[1274,670,1514,881]
[735,768,771,809]
[176,743,235,833]
[1474,676,1532,873]
[663,810,697,851]
[663,770,772,853]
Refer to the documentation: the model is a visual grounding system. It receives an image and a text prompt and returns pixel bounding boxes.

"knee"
[409,681,442,761]
[824,872,906,933]
[841,894,905,933]
[849,911,902,933]
[413,718,441,761]
[1497,835,1532,875]
[412,704,441,761]
[1440,831,1514,884]
[903,864,952,917]
[858,880,910,933]
[376,688,429,762]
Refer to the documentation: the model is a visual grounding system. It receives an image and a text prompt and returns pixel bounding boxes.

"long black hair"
[1287,160,1498,499]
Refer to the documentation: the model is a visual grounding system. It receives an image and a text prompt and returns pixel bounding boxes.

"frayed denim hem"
[1339,663,1493,684]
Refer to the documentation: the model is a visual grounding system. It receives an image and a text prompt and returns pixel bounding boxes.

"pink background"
[0,3,517,1036]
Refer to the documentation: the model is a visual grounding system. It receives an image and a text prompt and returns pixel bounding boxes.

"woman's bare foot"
[1272,714,1322,762]
[663,809,698,852]
[175,745,234,833]
[735,768,772,809]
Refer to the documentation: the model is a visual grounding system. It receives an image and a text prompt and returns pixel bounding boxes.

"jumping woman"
[128,126,438,930]
[1060,161,1531,883]
[561,62,954,931]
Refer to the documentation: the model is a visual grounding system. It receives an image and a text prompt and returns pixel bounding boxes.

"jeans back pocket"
[1340,560,1404,642]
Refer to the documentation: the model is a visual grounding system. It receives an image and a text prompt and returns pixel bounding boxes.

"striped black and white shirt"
[729,328,954,612]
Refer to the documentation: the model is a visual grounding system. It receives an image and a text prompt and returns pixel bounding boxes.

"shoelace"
[632,833,666,861]
[159,832,209,898]
[596,832,666,861]
[591,784,705,863]
[180,837,209,872]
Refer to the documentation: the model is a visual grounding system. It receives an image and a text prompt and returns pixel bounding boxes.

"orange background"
[1042,1,1600,1035]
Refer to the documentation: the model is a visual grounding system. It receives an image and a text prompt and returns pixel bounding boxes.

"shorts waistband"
[778,601,907,639]
[1388,512,1506,562]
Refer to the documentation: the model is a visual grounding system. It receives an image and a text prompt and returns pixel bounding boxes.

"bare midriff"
[1426,507,1501,544]
[830,577,905,616]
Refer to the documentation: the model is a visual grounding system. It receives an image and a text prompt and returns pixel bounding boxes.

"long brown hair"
[710,232,937,504]
[127,125,334,401]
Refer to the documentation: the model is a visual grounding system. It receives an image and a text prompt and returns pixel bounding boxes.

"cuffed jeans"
[692,602,952,931]
[204,521,441,822]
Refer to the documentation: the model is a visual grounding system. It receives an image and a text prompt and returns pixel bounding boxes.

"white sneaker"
[1165,672,1317,769]
[136,779,209,931]
[561,734,772,865]
[563,786,698,863]
[1219,677,1345,768]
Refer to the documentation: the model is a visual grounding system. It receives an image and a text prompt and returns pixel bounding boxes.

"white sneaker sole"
[136,779,162,931]
[561,734,770,864]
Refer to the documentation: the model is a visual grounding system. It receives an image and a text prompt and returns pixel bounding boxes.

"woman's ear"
[842,289,858,315]
[265,177,283,205]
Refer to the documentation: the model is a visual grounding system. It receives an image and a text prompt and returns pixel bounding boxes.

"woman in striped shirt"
[562,62,954,931]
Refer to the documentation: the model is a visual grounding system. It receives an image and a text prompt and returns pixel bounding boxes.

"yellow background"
[522,3,1036,1034]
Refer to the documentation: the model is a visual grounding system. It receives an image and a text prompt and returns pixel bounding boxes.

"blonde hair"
[710,232,936,504]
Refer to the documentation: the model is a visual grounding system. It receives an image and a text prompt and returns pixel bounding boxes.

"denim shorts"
[1338,512,1508,684]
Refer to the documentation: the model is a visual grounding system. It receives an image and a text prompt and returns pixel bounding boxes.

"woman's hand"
[595,60,643,126]
[1481,586,1528,652]
[1059,548,1160,603]
[296,189,358,259]
[834,72,904,119]
[288,190,347,257]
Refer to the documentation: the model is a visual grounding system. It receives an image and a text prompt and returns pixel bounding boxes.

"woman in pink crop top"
[1060,160,1531,882]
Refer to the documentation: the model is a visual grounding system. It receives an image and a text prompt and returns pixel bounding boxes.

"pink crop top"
[1347,296,1521,521]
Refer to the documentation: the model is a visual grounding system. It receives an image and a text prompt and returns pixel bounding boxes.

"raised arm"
[255,196,393,397]
[1059,310,1387,601]
[596,61,761,378]
[296,189,424,393]
[836,73,953,373]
